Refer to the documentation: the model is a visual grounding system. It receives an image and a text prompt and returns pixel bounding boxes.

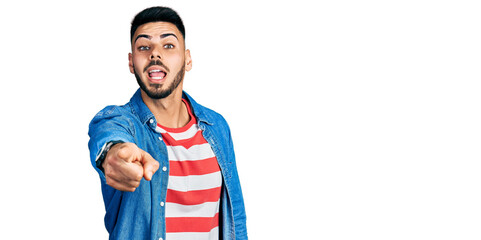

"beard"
[134,61,185,100]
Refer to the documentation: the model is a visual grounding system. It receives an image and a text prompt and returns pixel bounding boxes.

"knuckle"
[116,147,130,159]
[105,155,118,167]
[104,155,113,165]
[105,177,114,187]
[104,164,118,177]
[106,169,113,177]
[134,172,143,181]
[104,164,112,173]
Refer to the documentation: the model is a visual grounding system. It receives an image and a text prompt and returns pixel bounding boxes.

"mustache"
[143,59,170,73]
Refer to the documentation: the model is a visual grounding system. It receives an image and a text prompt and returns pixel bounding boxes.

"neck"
[140,85,190,128]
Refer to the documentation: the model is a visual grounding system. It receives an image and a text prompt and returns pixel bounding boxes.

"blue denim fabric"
[88,89,247,240]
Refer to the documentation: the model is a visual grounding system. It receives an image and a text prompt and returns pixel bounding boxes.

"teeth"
[149,69,165,80]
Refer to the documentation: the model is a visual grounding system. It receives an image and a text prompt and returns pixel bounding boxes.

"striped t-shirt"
[155,99,222,240]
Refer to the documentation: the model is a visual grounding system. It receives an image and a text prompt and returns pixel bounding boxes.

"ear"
[184,49,192,72]
[128,53,134,74]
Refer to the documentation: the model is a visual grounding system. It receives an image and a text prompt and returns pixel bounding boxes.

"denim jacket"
[88,89,247,240]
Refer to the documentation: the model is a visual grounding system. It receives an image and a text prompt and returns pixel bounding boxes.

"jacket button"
[160,201,165,207]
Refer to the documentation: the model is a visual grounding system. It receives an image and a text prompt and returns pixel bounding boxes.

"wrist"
[96,140,124,173]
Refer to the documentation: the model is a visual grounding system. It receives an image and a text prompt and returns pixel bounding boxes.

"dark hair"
[130,6,185,43]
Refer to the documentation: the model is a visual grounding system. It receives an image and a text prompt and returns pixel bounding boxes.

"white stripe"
[167,143,215,161]
[169,124,200,140]
[168,171,222,192]
[155,125,167,134]
[155,124,200,141]
[165,200,220,218]
[166,227,219,240]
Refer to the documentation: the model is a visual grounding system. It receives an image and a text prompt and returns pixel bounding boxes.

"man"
[88,6,247,240]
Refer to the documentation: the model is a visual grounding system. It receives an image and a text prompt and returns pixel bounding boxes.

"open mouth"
[149,69,166,80]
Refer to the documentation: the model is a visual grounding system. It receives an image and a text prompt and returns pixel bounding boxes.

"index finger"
[139,150,159,181]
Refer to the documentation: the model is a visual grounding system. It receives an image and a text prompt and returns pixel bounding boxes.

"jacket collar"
[182,91,214,126]
[130,88,214,126]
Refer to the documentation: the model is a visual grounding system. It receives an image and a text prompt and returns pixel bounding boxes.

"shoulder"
[184,91,229,127]
[193,103,233,142]
[89,103,136,127]
[200,104,227,122]
[193,101,230,128]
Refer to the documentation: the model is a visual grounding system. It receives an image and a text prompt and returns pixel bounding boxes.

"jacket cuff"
[95,140,125,173]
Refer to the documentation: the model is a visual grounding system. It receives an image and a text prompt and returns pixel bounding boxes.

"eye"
[138,46,150,51]
[164,44,174,49]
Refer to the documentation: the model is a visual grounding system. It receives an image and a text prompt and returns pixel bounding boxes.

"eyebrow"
[134,34,151,43]
[134,33,178,43]
[160,33,178,40]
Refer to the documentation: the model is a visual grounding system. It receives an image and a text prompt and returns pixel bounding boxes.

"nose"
[150,46,162,60]
[150,53,161,60]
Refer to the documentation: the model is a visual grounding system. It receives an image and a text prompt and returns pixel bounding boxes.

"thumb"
[139,150,159,181]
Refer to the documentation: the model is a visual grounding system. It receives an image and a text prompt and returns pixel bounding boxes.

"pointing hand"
[103,142,159,192]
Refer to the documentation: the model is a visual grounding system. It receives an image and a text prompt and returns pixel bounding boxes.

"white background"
[0,0,480,239]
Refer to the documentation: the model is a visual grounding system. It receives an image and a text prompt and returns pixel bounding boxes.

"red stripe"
[169,157,220,176]
[166,213,219,233]
[161,130,207,149]
[167,187,222,205]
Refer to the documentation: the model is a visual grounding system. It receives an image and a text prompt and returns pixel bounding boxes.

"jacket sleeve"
[88,105,136,182]
[218,115,248,240]
[227,123,248,240]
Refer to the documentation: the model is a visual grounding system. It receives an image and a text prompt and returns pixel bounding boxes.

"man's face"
[129,22,192,99]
